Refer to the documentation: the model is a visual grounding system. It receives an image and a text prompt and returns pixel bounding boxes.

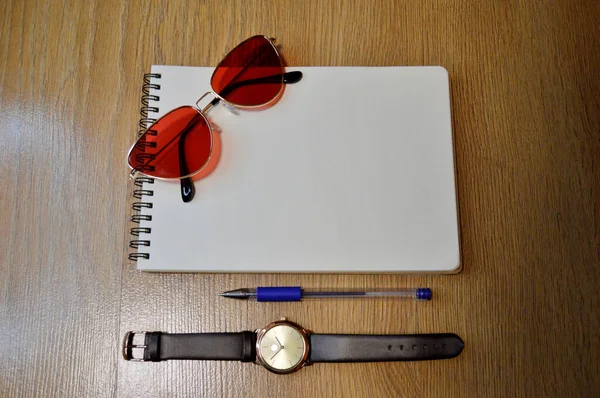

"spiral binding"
[129,73,161,261]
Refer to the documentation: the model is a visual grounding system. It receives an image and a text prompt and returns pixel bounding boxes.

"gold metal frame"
[127,35,285,181]
[255,318,312,375]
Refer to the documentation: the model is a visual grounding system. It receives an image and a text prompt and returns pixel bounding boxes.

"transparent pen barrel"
[301,288,431,300]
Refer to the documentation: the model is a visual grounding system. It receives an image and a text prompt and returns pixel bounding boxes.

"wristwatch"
[122,318,464,374]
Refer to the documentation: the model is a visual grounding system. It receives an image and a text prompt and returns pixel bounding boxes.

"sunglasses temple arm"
[179,94,224,202]
[283,71,303,84]
[178,98,221,203]
[179,137,195,203]
[216,71,303,100]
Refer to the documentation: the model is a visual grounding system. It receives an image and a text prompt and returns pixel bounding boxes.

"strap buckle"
[122,331,148,361]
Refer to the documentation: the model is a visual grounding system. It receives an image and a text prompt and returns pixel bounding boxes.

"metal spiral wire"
[129,72,161,261]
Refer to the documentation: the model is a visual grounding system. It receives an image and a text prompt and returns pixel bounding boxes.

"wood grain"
[1,0,599,396]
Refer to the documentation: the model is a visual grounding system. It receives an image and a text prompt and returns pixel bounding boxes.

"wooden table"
[2,1,598,396]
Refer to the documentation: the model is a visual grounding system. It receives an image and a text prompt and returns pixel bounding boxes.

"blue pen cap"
[416,288,432,300]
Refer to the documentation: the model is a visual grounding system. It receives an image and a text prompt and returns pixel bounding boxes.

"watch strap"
[123,331,256,362]
[309,333,464,362]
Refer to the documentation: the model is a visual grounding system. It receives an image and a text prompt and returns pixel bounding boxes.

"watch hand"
[274,336,284,348]
[270,346,283,360]
[269,336,286,360]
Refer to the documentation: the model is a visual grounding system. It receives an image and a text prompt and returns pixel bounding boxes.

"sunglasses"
[127,35,303,202]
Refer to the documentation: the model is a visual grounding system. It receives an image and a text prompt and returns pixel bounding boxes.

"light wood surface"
[1,0,599,397]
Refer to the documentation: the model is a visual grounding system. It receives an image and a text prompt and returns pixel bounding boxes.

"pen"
[218,287,432,302]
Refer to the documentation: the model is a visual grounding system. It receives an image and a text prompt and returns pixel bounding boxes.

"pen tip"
[217,293,224,297]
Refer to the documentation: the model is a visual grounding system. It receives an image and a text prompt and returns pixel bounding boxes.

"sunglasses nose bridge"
[195,92,218,112]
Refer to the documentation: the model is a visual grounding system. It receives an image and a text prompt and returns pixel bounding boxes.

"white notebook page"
[134,66,460,273]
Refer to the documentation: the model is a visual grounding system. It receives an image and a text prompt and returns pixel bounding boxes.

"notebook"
[128,66,460,273]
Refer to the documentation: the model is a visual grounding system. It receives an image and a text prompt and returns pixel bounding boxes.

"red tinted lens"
[211,36,283,107]
[128,106,212,179]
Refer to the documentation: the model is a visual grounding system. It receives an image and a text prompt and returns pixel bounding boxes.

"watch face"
[256,321,309,374]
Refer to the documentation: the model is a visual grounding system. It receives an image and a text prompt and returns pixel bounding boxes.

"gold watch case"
[255,318,312,374]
